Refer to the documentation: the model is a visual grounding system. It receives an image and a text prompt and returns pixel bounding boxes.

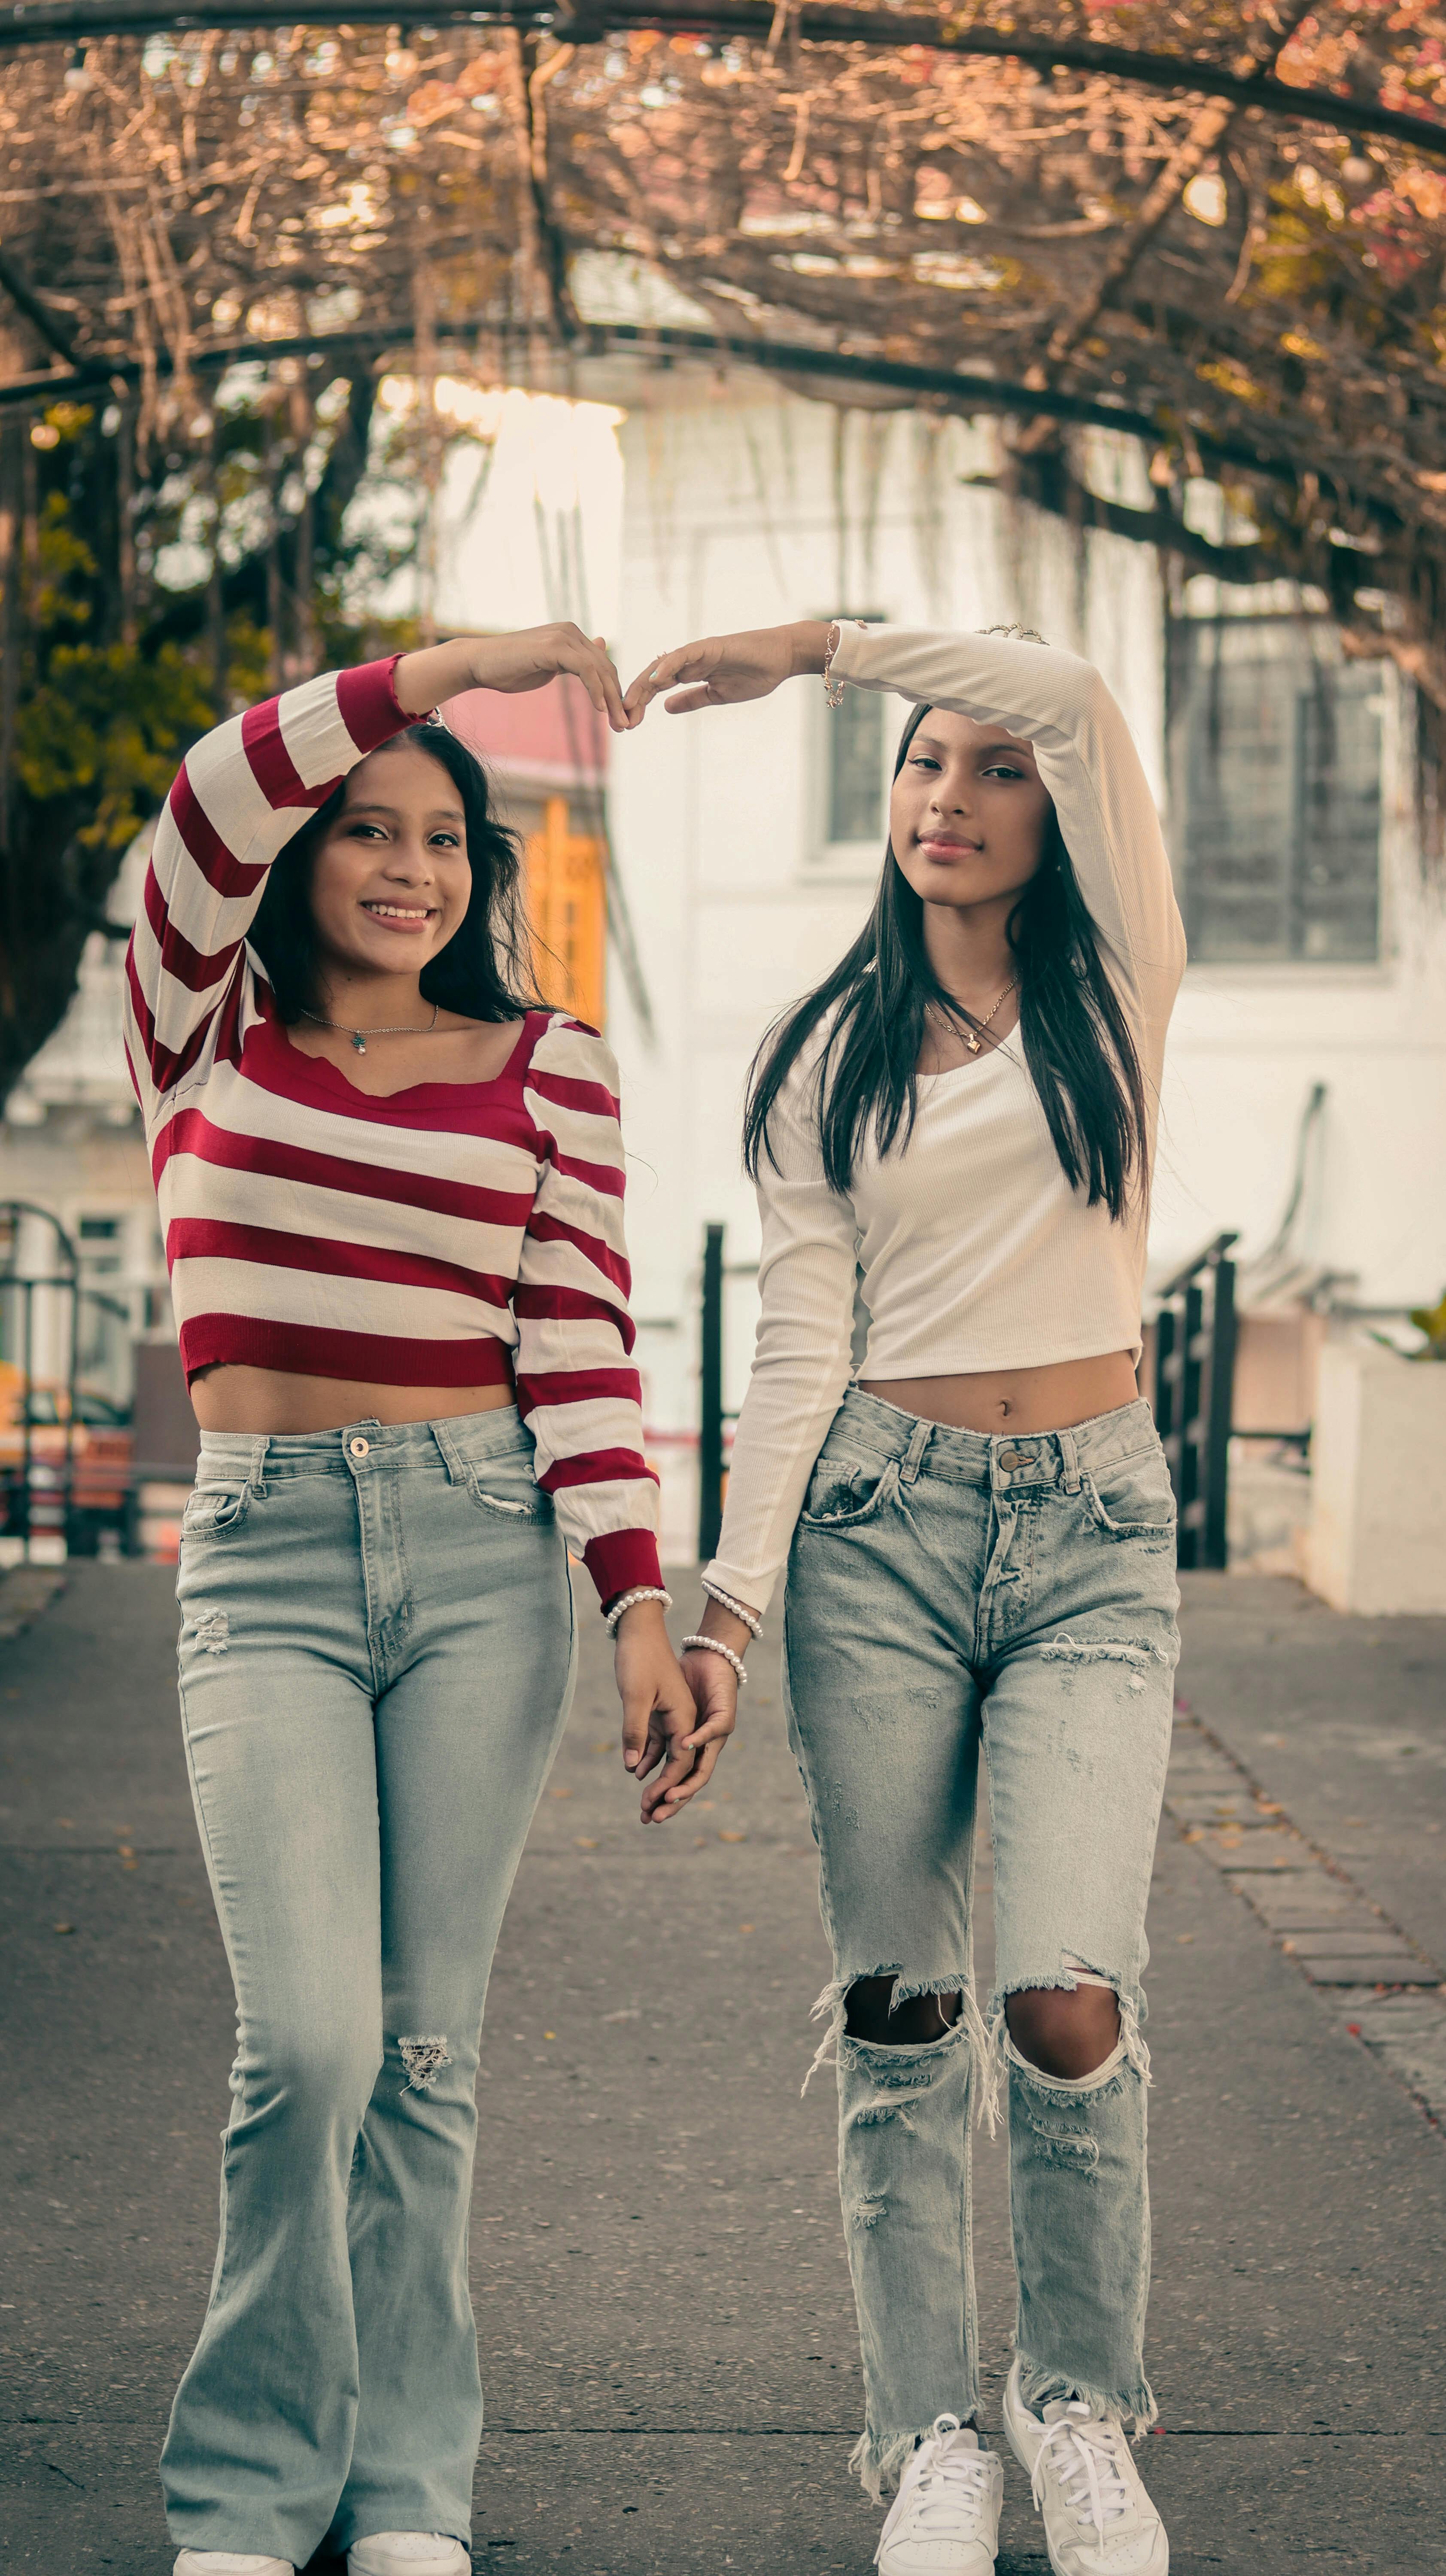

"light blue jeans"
[781,1390,1180,2499]
[161,1410,577,2565]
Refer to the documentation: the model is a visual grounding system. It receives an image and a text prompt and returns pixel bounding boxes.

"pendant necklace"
[301,1001,440,1058]
[962,980,1018,1055]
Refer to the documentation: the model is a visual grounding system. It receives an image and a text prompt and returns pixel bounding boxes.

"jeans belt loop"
[248,1433,270,1500]
[899,1418,932,1485]
[430,1419,468,1486]
[1057,1427,1081,1495]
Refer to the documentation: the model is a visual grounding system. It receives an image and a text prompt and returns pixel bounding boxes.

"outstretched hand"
[624,620,831,722]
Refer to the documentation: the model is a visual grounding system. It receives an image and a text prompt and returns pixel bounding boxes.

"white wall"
[598,387,1446,1556]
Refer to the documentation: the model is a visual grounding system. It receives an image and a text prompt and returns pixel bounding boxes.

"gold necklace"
[962,980,1018,1055]
[301,1001,440,1058]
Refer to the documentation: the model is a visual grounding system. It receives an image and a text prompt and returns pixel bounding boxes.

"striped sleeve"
[124,658,411,1106]
[516,1015,662,1607]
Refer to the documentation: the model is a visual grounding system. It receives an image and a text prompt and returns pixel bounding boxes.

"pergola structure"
[3,4,1446,611]
[4,2,1446,1091]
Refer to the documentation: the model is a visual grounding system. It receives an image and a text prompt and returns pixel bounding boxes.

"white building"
[586,381,1446,1558]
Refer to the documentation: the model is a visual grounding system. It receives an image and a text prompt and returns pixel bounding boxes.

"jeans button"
[999,1445,1036,1471]
[348,1436,370,1459]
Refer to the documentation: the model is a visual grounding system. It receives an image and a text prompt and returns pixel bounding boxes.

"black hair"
[742,698,1148,1219]
[249,719,543,1025]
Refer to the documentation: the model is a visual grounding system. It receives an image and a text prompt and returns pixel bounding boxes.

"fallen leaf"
[718,1830,747,1843]
[1176,1932,1194,1944]
[548,1786,573,1800]
[574,1837,600,1850]
[53,1922,74,1935]
[544,2031,556,2040]
[738,1922,755,1933]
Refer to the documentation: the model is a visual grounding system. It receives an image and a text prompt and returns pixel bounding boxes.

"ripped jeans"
[161,1411,576,2566]
[781,1389,1179,2499]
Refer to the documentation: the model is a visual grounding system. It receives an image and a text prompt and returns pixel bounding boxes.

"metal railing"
[698,1217,1253,1574]
[696,1221,760,1563]
[1151,1231,1238,1571]
[0,1201,136,1559]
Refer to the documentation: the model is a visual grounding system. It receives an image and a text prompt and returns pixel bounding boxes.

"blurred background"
[3,3,1445,1606]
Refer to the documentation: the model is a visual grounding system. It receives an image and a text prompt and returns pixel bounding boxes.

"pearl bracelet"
[700,1577,762,1640]
[605,1586,672,1635]
[823,617,866,709]
[680,1634,747,1687]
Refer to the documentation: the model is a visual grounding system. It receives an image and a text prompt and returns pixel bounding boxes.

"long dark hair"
[743,699,1148,1219]
[249,719,543,1024]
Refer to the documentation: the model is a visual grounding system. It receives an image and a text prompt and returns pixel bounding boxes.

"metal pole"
[19,1276,32,1561]
[1202,1253,1237,1571]
[1177,1279,1205,1569]
[697,1222,725,1565]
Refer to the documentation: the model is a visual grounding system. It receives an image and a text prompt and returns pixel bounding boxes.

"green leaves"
[16,638,214,851]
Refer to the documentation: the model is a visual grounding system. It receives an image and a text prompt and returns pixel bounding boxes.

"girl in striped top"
[136,626,724,2576]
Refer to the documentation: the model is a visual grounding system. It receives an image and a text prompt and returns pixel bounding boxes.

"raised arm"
[827,622,1185,1040]
[626,618,1186,1044]
[125,627,632,1109]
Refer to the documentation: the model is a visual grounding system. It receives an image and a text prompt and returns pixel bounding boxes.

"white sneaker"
[1002,2362,1168,2576]
[347,2539,469,2576]
[875,2415,1003,2574]
[173,2557,294,2576]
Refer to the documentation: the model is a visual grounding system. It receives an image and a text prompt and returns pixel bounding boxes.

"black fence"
[697,1217,1246,1573]
[0,1200,136,1560]
[1151,1231,1238,1571]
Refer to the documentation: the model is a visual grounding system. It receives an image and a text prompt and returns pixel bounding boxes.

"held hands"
[624,620,831,720]
[614,1600,736,1824]
[398,618,831,738]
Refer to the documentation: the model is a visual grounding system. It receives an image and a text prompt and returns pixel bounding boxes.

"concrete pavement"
[1,1563,1443,2574]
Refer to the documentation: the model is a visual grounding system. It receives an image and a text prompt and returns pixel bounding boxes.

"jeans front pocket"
[798,1453,899,1532]
[465,1462,553,1525]
[180,1479,254,1543]
[1081,1448,1176,1545]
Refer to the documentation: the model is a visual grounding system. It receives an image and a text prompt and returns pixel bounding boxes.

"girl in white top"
[627,619,1188,2576]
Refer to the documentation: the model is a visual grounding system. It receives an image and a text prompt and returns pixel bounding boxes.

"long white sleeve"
[829,622,1186,1048]
[704,1046,858,1618]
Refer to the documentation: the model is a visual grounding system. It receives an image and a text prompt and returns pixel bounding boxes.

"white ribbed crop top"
[705,622,1187,1616]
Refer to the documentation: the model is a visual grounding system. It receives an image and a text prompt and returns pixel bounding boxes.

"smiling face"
[889,708,1054,914]
[305,740,471,994]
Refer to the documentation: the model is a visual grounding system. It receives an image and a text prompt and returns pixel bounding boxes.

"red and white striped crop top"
[123,655,662,1606]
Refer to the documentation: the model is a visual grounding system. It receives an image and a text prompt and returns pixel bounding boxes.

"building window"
[1168,614,1383,963]
[827,685,887,846]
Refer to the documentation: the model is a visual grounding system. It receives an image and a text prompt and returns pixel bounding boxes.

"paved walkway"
[1,1564,1443,2574]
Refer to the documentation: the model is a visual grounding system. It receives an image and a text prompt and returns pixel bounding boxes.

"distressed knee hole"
[1006,1981,1121,2082]
[398,2034,451,2092]
[850,2193,888,2230]
[845,1973,963,2046]
[194,1607,229,1656]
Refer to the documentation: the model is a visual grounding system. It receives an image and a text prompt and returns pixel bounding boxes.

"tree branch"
[0,246,78,367]
[0,4,1444,159]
